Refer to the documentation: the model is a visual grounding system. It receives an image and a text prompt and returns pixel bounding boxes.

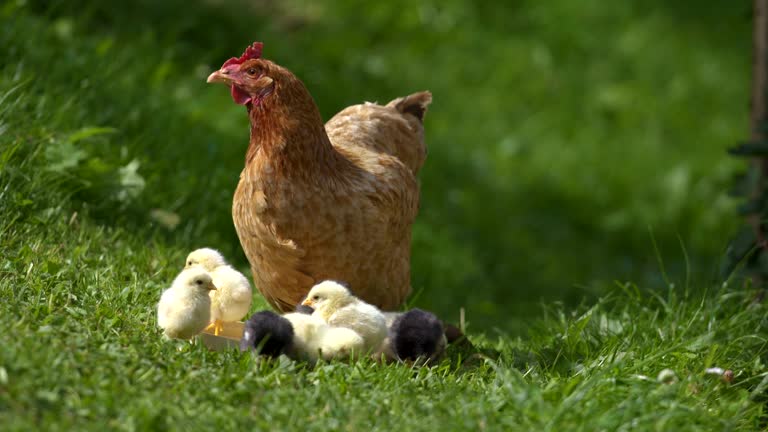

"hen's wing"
[325,91,431,175]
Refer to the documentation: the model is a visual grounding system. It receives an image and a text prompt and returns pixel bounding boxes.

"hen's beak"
[206,69,234,85]
[301,298,314,307]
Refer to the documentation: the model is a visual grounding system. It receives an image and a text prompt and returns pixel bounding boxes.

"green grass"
[2,0,766,429]
[2,210,768,429]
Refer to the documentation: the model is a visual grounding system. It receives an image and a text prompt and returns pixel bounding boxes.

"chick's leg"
[204,320,224,336]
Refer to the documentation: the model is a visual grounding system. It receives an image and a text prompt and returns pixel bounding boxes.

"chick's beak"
[209,283,218,291]
[301,298,314,307]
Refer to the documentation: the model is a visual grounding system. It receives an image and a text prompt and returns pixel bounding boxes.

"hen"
[207,42,431,312]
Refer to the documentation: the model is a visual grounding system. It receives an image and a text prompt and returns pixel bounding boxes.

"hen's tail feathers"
[387,91,432,123]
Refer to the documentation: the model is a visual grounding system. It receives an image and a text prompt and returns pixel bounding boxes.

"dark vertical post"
[751,0,768,190]
[749,0,768,287]
[722,2,768,286]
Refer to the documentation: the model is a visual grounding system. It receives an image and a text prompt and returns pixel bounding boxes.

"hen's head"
[207,42,280,106]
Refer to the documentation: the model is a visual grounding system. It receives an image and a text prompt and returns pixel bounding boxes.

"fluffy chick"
[240,311,294,357]
[318,326,365,360]
[185,248,253,336]
[185,247,227,269]
[282,313,365,362]
[158,268,217,340]
[301,281,387,352]
[389,308,446,363]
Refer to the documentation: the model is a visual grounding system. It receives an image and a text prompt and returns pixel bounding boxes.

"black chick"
[240,310,294,357]
[390,308,445,363]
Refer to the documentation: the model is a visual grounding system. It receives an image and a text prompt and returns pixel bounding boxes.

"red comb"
[222,42,264,68]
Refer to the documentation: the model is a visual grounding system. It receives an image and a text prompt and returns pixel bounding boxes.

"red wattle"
[230,85,252,105]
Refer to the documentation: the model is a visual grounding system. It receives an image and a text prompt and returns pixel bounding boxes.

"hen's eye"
[247,67,257,75]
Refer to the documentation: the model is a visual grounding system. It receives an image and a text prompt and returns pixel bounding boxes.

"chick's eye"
[195,279,203,285]
[187,261,192,266]
[312,295,320,300]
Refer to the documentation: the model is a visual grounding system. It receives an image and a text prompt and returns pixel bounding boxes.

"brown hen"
[207,42,431,312]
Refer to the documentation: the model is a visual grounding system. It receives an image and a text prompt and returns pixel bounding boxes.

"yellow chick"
[157,268,217,340]
[301,281,387,352]
[282,312,365,362]
[281,312,324,361]
[185,248,253,336]
[318,326,366,360]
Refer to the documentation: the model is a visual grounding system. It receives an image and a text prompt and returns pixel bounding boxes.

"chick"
[239,310,364,362]
[185,248,253,336]
[318,326,365,361]
[240,311,294,357]
[185,247,227,269]
[301,280,387,352]
[283,312,365,362]
[157,268,217,340]
[389,308,446,363]
[281,312,324,360]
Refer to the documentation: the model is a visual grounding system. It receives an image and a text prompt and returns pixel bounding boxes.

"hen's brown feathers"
[229,60,429,312]
[326,91,430,176]
[387,91,432,122]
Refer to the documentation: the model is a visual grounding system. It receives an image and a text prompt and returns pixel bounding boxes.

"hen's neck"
[244,79,339,176]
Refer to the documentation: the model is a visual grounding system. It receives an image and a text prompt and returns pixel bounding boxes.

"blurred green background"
[0,0,750,333]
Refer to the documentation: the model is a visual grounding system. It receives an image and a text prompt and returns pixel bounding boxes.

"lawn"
[2,0,767,430]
